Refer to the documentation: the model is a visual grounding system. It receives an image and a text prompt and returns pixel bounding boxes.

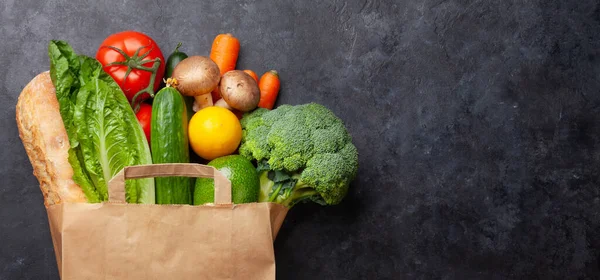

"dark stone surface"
[2,0,600,279]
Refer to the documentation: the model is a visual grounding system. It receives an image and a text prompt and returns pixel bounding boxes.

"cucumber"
[165,42,188,79]
[151,87,193,204]
[161,43,195,122]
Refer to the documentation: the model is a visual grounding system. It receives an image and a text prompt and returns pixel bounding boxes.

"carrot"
[243,69,259,83]
[258,70,280,110]
[210,33,240,101]
[210,33,240,75]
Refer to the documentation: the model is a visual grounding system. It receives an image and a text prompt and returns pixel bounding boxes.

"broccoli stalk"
[258,169,323,208]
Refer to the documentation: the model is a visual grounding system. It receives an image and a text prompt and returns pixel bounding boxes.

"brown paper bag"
[46,163,289,280]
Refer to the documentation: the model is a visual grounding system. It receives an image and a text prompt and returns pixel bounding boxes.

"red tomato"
[96,31,165,104]
[135,103,152,143]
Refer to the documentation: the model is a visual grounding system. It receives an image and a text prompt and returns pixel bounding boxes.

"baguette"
[16,71,87,208]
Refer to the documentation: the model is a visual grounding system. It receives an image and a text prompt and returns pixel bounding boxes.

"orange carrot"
[210,33,240,101]
[243,69,259,83]
[258,70,280,110]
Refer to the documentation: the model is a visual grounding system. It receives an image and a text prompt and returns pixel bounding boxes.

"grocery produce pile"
[49,30,358,208]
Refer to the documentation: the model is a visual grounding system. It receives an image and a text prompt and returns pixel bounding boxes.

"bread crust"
[16,71,87,207]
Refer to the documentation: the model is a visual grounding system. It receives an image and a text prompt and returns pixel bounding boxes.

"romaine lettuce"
[48,40,154,204]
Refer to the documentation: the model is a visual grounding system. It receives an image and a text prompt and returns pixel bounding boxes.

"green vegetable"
[194,155,260,205]
[151,86,192,204]
[239,103,358,208]
[162,42,194,119]
[165,42,188,79]
[48,40,155,204]
[49,41,100,203]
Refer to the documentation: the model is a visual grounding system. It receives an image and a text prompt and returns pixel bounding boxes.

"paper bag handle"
[107,163,232,204]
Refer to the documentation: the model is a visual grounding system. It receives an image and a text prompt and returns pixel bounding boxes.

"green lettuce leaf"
[48,40,99,203]
[48,40,154,204]
[48,40,80,146]
[68,149,101,203]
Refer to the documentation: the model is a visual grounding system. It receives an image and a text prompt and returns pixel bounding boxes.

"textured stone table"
[2,0,600,279]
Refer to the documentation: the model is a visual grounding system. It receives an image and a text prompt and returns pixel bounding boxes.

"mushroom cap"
[219,70,260,112]
[171,56,220,96]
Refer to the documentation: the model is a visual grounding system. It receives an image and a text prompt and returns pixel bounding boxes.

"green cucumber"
[161,43,195,121]
[151,86,193,204]
[165,42,188,79]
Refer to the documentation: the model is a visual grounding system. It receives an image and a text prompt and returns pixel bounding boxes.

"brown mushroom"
[218,70,260,112]
[168,56,221,111]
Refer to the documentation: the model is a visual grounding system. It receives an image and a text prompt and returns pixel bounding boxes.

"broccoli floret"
[240,103,359,208]
[239,108,270,161]
[266,107,313,172]
[240,107,268,130]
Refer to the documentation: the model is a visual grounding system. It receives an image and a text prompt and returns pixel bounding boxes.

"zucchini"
[151,87,193,204]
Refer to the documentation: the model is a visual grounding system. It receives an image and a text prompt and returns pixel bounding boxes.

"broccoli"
[239,103,358,208]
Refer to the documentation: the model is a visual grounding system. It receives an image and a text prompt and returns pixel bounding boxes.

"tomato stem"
[131,58,161,109]
[104,45,131,60]
[101,44,162,109]
[139,49,152,60]
[105,61,127,67]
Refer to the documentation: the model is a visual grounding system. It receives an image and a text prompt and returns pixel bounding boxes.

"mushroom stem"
[193,94,213,112]
[214,98,233,110]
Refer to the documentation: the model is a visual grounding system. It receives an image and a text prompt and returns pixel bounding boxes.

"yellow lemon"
[188,106,242,160]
